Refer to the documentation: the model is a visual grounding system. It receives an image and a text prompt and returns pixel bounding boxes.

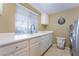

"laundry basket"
[56,37,66,49]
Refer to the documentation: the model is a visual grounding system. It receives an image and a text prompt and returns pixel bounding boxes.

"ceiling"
[30,3,79,15]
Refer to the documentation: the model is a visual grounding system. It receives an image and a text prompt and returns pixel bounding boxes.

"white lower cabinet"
[0,40,29,56]
[0,32,53,56]
[29,34,52,56]
[41,37,48,55]
[30,42,41,56]
[48,34,53,47]
[40,34,52,55]
[0,44,16,56]
[7,48,29,56]
[13,41,29,56]
[41,40,47,55]
[14,48,28,56]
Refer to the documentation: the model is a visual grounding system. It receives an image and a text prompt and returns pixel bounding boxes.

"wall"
[0,3,16,33]
[48,7,79,47]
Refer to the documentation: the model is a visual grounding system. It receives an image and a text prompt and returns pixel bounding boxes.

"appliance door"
[71,22,77,55]
[72,21,77,48]
[75,20,79,55]
[72,20,79,56]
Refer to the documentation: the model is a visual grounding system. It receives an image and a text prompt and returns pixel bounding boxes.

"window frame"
[15,4,39,35]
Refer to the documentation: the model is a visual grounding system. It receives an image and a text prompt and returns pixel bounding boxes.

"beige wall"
[48,7,79,47]
[0,3,16,33]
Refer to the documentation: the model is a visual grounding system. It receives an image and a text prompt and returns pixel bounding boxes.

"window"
[15,4,38,35]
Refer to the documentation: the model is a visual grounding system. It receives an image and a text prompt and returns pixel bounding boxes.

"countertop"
[0,31,53,47]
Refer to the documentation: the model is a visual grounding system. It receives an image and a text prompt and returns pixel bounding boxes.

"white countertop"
[0,31,53,47]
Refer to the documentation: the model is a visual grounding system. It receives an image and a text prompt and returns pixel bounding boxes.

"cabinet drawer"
[30,42,41,56]
[30,37,40,45]
[14,48,28,56]
[0,40,28,56]
[15,41,27,51]
[0,44,16,56]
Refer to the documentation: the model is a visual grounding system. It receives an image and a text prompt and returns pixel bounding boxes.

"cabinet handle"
[16,47,18,48]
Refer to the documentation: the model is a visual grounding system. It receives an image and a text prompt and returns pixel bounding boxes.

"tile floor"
[44,44,71,56]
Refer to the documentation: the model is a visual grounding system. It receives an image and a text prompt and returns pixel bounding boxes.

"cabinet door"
[14,48,28,56]
[40,34,52,55]
[14,40,29,56]
[44,34,52,49]
[47,34,52,47]
[30,42,41,56]
[0,44,16,56]
[41,37,49,55]
[41,13,48,25]
[0,40,29,56]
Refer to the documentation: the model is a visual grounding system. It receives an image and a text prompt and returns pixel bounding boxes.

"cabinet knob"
[16,47,18,48]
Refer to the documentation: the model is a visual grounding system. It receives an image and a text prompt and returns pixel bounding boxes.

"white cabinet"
[41,13,49,25]
[29,33,52,56]
[14,48,28,56]
[30,42,41,56]
[29,37,41,56]
[47,34,53,47]
[0,40,29,56]
[0,44,16,56]
[41,39,47,55]
[13,40,29,56]
[0,3,3,15]
[0,32,53,56]
[40,34,52,55]
[40,35,49,54]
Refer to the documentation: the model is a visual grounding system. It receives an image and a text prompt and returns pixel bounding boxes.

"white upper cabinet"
[41,13,49,25]
[0,3,3,15]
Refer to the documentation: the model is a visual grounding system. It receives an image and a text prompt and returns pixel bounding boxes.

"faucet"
[30,24,35,34]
